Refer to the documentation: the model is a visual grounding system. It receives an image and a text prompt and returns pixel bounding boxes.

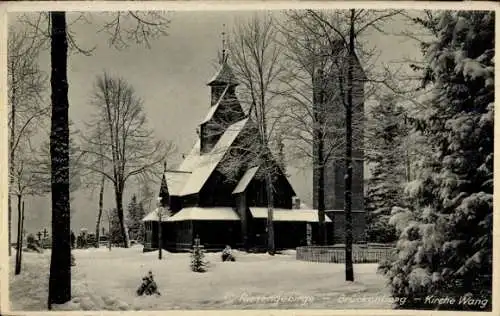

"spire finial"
[163,160,167,172]
[221,24,227,63]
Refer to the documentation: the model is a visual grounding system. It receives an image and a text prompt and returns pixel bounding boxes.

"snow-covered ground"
[9,246,392,311]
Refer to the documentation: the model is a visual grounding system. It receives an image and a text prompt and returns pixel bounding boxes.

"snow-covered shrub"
[25,233,43,253]
[26,233,36,245]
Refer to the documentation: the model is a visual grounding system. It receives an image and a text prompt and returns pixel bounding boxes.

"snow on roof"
[142,208,172,222]
[207,62,238,86]
[232,166,259,194]
[299,202,310,209]
[166,207,240,222]
[179,118,249,196]
[178,140,201,172]
[201,104,219,125]
[326,209,365,213]
[179,154,222,196]
[200,85,230,124]
[165,171,191,196]
[249,208,332,223]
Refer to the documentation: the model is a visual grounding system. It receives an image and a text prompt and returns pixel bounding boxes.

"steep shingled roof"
[207,62,238,86]
[169,117,249,196]
[178,140,201,172]
[164,171,191,196]
[200,85,230,124]
[232,166,259,194]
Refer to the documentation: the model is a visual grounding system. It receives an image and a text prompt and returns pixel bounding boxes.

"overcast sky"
[8,10,423,238]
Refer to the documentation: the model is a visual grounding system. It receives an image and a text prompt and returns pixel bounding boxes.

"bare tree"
[73,121,108,248]
[227,13,287,255]
[7,26,47,257]
[8,25,51,276]
[301,8,401,281]
[12,143,48,275]
[15,11,170,307]
[277,11,353,246]
[87,123,107,248]
[81,72,175,248]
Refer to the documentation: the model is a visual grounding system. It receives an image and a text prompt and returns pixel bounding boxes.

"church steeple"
[208,25,238,106]
[158,161,169,209]
[199,27,246,154]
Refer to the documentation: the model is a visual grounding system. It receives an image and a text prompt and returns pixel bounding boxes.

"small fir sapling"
[190,236,208,272]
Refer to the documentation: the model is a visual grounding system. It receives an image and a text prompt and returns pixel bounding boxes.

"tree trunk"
[19,201,25,270]
[7,108,16,256]
[115,186,130,248]
[344,9,355,282]
[158,211,162,260]
[48,11,71,307]
[107,209,112,251]
[8,58,18,257]
[8,196,13,256]
[94,176,105,248]
[317,160,326,245]
[265,171,275,255]
[315,71,327,246]
[15,195,23,275]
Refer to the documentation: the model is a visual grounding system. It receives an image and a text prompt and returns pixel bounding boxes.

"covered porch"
[167,207,241,251]
[142,207,242,252]
[142,208,174,252]
[248,208,334,249]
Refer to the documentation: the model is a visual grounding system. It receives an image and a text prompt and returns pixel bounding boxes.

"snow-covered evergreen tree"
[380,11,494,311]
[190,236,208,273]
[365,94,408,243]
[108,208,123,246]
[126,194,146,242]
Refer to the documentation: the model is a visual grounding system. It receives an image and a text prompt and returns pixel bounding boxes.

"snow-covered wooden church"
[142,52,332,252]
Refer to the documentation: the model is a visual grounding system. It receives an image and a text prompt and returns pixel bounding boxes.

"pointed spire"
[218,24,229,65]
[158,162,169,208]
[209,24,238,87]
[221,24,227,64]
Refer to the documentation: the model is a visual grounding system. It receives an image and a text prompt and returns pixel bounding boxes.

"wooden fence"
[296,245,396,264]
